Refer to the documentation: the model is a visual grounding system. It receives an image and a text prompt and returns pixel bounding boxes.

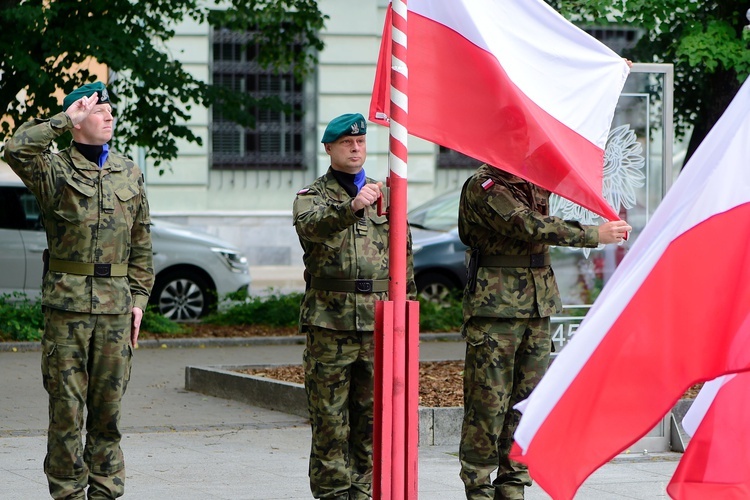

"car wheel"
[416,272,459,307]
[151,270,215,321]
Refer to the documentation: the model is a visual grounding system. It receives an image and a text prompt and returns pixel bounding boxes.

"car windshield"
[408,189,460,232]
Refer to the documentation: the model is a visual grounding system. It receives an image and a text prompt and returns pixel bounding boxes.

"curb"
[0,332,462,352]
[185,363,462,447]
[184,363,694,451]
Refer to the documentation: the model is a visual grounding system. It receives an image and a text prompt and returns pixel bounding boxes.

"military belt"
[479,253,550,268]
[310,277,389,294]
[48,258,128,277]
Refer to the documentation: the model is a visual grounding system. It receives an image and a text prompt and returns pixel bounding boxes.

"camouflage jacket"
[293,168,415,332]
[3,112,154,314]
[459,164,598,319]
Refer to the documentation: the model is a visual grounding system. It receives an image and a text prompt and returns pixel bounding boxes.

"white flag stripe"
[682,375,735,437]
[409,0,628,148]
[515,76,750,451]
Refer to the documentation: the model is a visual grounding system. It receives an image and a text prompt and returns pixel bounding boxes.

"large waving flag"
[370,0,629,221]
[667,373,750,499]
[510,77,750,499]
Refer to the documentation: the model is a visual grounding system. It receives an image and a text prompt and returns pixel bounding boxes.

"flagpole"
[373,0,419,499]
[388,0,407,497]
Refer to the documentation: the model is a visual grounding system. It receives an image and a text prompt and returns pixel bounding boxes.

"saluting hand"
[65,93,100,126]
[352,182,383,212]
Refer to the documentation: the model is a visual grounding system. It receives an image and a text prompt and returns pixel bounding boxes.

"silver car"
[0,164,251,321]
[409,189,467,304]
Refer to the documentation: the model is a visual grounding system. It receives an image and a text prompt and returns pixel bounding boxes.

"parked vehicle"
[0,164,251,321]
[409,189,467,304]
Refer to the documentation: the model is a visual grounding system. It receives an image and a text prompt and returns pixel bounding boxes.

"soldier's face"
[326,135,366,174]
[74,103,114,145]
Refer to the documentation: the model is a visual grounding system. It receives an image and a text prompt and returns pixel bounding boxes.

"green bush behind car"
[0,291,463,342]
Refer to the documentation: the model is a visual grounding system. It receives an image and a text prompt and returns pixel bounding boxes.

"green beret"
[63,82,110,111]
[321,113,367,143]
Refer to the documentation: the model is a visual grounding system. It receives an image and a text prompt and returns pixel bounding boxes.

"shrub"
[204,291,303,327]
[418,293,463,333]
[0,293,44,342]
[0,289,466,340]
[205,290,463,333]
[140,306,185,335]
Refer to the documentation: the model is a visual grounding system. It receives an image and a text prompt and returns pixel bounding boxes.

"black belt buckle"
[355,279,373,293]
[530,254,545,267]
[93,263,112,277]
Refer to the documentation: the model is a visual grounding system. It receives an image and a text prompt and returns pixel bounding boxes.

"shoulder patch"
[481,179,495,191]
[296,188,311,195]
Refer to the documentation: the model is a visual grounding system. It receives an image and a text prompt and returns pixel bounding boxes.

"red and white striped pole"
[374,1,420,499]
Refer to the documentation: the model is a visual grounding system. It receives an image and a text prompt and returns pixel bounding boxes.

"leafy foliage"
[0,0,326,168]
[204,291,304,327]
[141,306,185,335]
[546,1,750,160]
[0,290,465,342]
[0,293,44,342]
[418,294,463,333]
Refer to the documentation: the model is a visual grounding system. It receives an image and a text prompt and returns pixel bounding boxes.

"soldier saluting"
[4,81,154,499]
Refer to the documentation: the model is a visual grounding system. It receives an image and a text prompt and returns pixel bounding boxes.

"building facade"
[146,0,474,267]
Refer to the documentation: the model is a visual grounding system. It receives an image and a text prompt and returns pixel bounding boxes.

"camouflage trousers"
[41,309,133,500]
[304,326,374,500]
[459,316,550,500]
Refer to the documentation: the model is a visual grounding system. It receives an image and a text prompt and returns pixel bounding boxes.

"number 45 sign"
[551,317,583,354]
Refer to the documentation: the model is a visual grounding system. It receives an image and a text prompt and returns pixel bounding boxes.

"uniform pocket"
[122,343,134,396]
[115,185,138,228]
[41,337,59,396]
[461,317,491,347]
[54,175,96,224]
[367,210,389,246]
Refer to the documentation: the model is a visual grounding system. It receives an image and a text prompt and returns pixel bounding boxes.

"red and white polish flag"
[511,78,750,499]
[369,0,629,221]
[667,371,750,499]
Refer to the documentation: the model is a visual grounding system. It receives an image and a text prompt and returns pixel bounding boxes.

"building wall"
[146,0,460,267]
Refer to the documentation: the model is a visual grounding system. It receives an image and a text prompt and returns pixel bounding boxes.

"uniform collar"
[68,143,122,172]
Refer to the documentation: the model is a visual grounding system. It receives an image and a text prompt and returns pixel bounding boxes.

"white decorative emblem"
[351,122,360,134]
[550,124,646,257]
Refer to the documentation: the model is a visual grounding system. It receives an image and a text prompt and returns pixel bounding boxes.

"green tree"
[548,1,750,163]
[0,0,326,168]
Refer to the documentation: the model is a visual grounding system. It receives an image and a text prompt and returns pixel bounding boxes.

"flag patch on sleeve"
[481,179,495,191]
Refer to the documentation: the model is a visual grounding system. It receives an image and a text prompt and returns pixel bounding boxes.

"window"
[436,146,482,169]
[0,187,41,230]
[211,28,309,170]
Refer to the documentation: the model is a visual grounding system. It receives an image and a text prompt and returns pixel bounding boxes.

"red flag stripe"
[668,372,750,499]
[512,76,750,499]
[406,11,614,219]
[512,203,750,498]
[369,0,627,221]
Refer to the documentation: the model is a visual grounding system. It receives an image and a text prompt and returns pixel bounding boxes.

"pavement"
[0,267,681,498]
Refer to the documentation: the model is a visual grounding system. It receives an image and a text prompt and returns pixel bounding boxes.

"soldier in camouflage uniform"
[293,113,415,499]
[4,82,154,499]
[458,164,630,499]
